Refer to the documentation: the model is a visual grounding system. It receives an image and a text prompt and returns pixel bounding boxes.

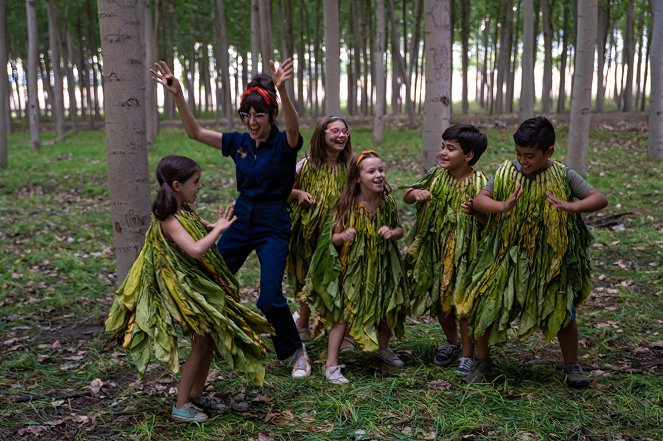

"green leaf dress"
[303,195,410,351]
[456,160,593,345]
[105,206,273,386]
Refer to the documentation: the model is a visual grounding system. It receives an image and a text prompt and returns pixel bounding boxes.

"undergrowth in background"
[0,123,661,440]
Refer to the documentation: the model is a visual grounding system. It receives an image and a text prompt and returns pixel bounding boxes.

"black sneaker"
[464,358,492,384]
[564,363,590,389]
[433,341,461,367]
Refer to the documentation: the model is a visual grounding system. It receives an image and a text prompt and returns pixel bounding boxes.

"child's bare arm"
[547,189,608,213]
[403,188,432,204]
[473,187,522,214]
[160,205,236,259]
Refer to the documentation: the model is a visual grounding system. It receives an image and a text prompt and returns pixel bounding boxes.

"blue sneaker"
[172,402,208,422]
[433,341,461,367]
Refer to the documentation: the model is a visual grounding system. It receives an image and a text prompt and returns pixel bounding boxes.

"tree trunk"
[506,0,519,113]
[648,0,663,159]
[461,0,470,114]
[0,0,7,166]
[595,0,609,112]
[251,0,261,75]
[214,0,233,125]
[567,0,597,175]
[297,0,305,113]
[278,0,296,112]
[259,0,274,74]
[407,0,423,124]
[641,20,652,112]
[541,0,553,113]
[46,0,65,141]
[634,6,645,109]
[87,1,102,122]
[10,60,23,121]
[61,15,79,131]
[519,0,535,122]
[374,0,386,144]
[557,0,570,113]
[388,0,413,123]
[496,0,513,114]
[359,0,369,115]
[26,0,41,150]
[97,0,151,281]
[623,0,635,111]
[348,0,358,115]
[422,0,451,168]
[324,0,341,115]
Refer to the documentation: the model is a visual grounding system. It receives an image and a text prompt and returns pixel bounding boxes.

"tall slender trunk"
[634,7,645,109]
[567,0,597,175]
[648,0,663,159]
[324,0,341,115]
[422,0,452,168]
[251,0,261,75]
[47,0,65,141]
[26,0,41,150]
[595,0,609,112]
[506,0,520,113]
[374,0,386,144]
[623,1,635,111]
[519,0,535,122]
[10,60,22,121]
[61,17,79,131]
[214,0,233,125]
[557,1,570,113]
[541,0,553,113]
[641,22,652,112]
[296,0,305,113]
[97,0,151,281]
[259,0,274,74]
[0,0,7,166]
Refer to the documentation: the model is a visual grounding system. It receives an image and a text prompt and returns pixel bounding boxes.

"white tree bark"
[323,0,341,115]
[567,0,597,175]
[374,0,386,144]
[142,0,158,147]
[97,0,151,281]
[26,0,41,150]
[0,0,7,167]
[518,0,535,122]
[648,0,663,160]
[46,0,66,142]
[422,0,451,168]
[259,0,274,74]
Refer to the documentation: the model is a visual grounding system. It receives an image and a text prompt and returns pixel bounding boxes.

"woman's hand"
[149,61,181,97]
[270,58,293,89]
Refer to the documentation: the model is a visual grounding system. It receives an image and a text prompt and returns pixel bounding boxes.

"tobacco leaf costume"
[105,206,273,386]
[456,160,593,345]
[303,195,409,351]
[287,160,347,299]
[405,167,487,317]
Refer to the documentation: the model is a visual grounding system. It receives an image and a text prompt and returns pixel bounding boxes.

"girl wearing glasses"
[286,115,353,342]
[150,58,311,379]
[304,151,410,384]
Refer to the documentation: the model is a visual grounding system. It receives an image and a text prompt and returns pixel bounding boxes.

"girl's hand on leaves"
[212,205,237,233]
[412,189,432,202]
[297,191,315,208]
[547,192,572,212]
[149,61,181,96]
[502,185,522,212]
[341,228,357,243]
[270,58,293,89]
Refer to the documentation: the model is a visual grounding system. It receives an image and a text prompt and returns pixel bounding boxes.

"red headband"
[241,86,275,107]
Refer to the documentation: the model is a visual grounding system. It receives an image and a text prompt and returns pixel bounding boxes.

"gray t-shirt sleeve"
[483,177,495,194]
[565,167,594,199]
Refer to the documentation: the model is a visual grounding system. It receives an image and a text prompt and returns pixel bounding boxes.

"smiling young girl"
[304,151,410,384]
[106,156,272,422]
[151,58,311,378]
[287,115,353,340]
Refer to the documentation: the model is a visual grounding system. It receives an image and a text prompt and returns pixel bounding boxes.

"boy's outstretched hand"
[502,185,523,212]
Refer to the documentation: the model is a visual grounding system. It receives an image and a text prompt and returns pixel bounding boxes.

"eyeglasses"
[238,111,267,122]
[325,127,350,137]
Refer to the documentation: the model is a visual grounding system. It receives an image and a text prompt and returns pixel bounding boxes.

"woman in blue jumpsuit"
[151,58,311,378]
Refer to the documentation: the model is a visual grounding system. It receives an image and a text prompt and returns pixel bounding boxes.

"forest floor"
[0,120,661,440]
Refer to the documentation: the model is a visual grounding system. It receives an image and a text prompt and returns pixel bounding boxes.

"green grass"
[0,122,661,440]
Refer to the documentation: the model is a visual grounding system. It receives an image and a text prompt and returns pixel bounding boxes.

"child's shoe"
[433,341,461,367]
[172,402,208,422]
[325,364,350,384]
[564,363,590,389]
[455,357,473,376]
[298,327,311,342]
[376,347,404,367]
[289,345,312,378]
[191,395,228,413]
[340,336,357,353]
[464,358,491,384]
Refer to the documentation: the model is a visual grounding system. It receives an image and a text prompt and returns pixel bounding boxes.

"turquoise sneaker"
[172,402,208,423]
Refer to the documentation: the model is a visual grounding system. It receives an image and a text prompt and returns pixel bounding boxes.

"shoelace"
[294,351,307,369]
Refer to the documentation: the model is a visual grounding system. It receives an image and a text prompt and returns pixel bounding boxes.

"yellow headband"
[356,150,377,165]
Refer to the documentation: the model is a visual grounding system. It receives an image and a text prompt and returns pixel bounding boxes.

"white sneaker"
[325,364,350,384]
[376,347,404,367]
[455,357,474,375]
[289,345,312,378]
